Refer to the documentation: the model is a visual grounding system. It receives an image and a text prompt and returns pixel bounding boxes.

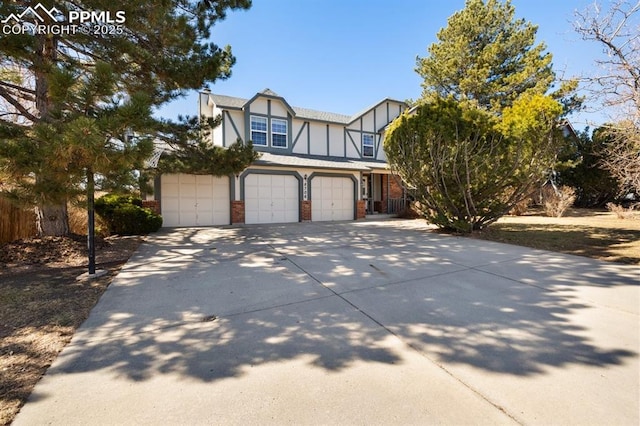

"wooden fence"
[0,197,36,243]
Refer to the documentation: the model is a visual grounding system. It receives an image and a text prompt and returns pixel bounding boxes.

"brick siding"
[356,200,366,219]
[142,200,161,215]
[231,201,245,224]
[301,200,311,221]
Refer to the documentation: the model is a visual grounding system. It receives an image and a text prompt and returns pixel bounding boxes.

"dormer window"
[250,116,267,146]
[271,118,288,148]
[362,133,374,158]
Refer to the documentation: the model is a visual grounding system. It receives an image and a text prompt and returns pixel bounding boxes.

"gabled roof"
[243,88,296,116]
[258,88,280,97]
[206,90,407,126]
[347,97,408,124]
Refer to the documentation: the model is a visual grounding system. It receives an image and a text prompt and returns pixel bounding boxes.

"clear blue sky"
[156,0,606,130]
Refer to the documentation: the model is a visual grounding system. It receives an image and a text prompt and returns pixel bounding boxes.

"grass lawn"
[471,208,640,264]
[0,208,638,425]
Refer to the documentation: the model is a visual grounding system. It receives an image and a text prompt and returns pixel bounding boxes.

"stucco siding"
[199,92,210,117]
[270,100,288,117]
[249,98,268,115]
[208,91,407,162]
[375,103,388,126]
[361,111,374,131]
[346,121,360,132]
[389,101,404,122]
[345,131,360,158]
[226,110,244,145]
[291,121,308,154]
[375,135,386,161]
[309,122,327,156]
[329,126,344,157]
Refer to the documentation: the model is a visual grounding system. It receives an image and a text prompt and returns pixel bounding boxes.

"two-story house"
[156,88,407,226]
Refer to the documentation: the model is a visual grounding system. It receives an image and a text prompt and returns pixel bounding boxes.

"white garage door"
[245,174,299,224]
[311,176,354,221]
[161,174,230,227]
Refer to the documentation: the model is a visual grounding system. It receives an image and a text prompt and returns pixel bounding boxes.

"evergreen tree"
[387,0,574,232]
[416,0,554,112]
[0,0,254,236]
[556,127,619,207]
[385,95,563,232]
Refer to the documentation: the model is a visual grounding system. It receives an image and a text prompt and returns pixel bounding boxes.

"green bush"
[95,194,162,235]
[384,96,563,232]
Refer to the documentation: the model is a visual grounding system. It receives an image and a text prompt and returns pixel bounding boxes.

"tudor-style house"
[154,88,408,226]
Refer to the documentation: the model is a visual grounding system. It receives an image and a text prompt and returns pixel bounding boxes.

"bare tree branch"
[575,1,640,193]
[574,0,640,115]
[0,80,36,96]
[0,85,38,123]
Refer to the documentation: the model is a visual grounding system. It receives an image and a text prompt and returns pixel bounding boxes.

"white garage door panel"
[179,175,197,225]
[311,177,354,222]
[161,174,230,227]
[245,174,299,224]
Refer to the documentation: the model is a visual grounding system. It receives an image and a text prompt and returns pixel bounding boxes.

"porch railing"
[387,198,407,215]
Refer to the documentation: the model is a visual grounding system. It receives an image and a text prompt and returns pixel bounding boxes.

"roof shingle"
[207,91,404,125]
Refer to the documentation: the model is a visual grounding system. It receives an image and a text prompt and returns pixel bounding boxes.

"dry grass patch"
[0,236,141,425]
[473,208,640,264]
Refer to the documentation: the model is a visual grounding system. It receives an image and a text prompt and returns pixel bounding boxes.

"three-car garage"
[160,171,357,226]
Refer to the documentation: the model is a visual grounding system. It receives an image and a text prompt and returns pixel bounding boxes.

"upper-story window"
[250,116,267,146]
[362,133,374,158]
[271,118,288,148]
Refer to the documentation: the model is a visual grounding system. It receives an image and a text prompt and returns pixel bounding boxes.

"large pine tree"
[0,0,254,236]
[386,0,572,232]
[416,0,554,112]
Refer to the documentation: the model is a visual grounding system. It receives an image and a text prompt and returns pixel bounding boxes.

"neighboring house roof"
[208,89,406,127]
[255,152,388,172]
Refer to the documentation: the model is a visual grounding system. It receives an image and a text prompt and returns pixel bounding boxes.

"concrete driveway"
[14,219,639,425]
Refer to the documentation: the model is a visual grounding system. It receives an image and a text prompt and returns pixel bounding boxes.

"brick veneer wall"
[379,174,405,214]
[389,174,404,198]
[142,200,161,215]
[356,200,366,219]
[231,200,245,224]
[301,200,311,221]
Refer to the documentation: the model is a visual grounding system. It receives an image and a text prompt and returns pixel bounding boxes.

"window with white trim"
[250,116,267,146]
[362,133,374,158]
[271,118,288,148]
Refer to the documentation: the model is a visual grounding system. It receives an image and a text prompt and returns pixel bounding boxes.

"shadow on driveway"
[51,221,637,380]
[21,220,639,424]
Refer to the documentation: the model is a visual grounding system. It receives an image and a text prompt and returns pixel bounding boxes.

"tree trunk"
[35,203,69,237]
[32,33,68,238]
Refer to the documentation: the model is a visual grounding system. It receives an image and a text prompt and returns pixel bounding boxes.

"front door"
[362,175,371,214]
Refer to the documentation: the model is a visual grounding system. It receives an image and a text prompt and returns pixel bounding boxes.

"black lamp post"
[87,167,96,275]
